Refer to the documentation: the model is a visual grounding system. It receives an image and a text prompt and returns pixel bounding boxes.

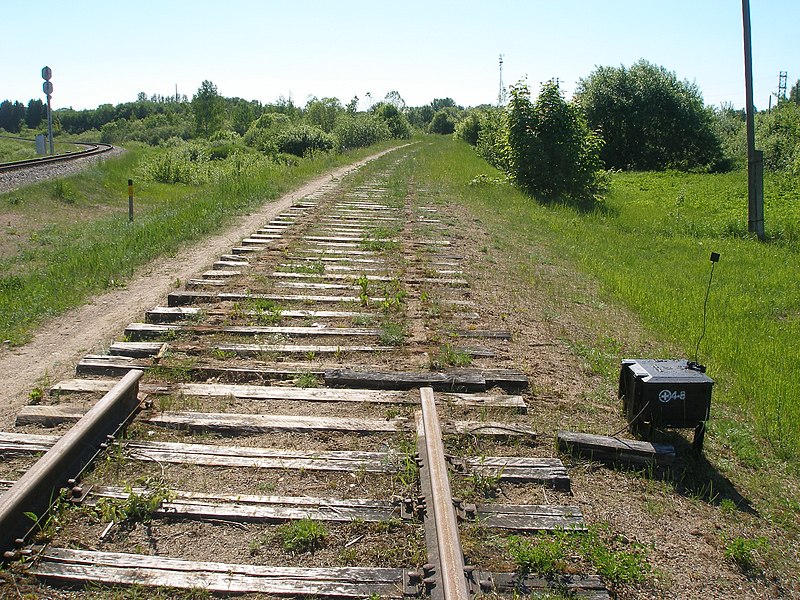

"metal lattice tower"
[778,71,788,100]
[498,54,506,106]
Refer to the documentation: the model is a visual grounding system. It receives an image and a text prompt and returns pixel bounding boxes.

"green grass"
[411,136,800,462]
[0,135,82,162]
[278,518,328,554]
[0,140,403,344]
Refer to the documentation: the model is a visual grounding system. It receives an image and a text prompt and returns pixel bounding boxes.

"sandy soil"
[0,147,401,429]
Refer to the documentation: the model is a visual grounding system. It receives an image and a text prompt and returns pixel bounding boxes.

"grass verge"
[0,140,404,344]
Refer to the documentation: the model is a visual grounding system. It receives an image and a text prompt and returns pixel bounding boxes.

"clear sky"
[2,1,798,112]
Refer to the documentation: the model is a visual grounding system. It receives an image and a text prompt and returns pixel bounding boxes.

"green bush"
[575,60,724,171]
[333,114,391,151]
[429,109,457,135]
[758,101,800,173]
[475,109,507,171]
[242,112,293,151]
[273,125,335,157]
[371,102,412,139]
[454,110,482,145]
[503,80,606,202]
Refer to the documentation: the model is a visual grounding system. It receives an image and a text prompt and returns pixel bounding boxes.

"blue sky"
[2,1,798,111]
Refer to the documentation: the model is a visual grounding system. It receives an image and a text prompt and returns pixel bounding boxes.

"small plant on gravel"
[28,386,44,404]
[507,533,567,577]
[96,478,173,525]
[24,489,71,541]
[379,321,406,346]
[578,525,651,586]
[391,441,420,492]
[429,343,471,369]
[355,274,370,306]
[723,535,767,573]
[279,518,328,554]
[294,372,320,388]
[211,348,238,360]
[246,298,282,325]
[469,467,503,499]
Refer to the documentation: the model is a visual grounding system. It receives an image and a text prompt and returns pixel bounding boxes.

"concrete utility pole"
[742,0,765,240]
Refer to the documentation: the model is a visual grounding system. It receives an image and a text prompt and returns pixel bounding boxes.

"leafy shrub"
[242,112,293,151]
[503,80,607,202]
[333,113,391,150]
[371,102,412,138]
[273,125,334,157]
[757,101,800,174]
[454,110,483,145]
[575,60,724,171]
[429,109,457,135]
[475,109,508,171]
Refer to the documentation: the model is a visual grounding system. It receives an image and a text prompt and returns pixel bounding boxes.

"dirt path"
[0,146,403,428]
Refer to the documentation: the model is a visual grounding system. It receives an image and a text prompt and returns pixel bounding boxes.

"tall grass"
[0,140,403,344]
[411,136,800,463]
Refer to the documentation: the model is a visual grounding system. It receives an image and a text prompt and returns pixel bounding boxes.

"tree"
[383,91,406,111]
[429,109,457,134]
[575,59,723,171]
[502,80,606,201]
[789,79,800,105]
[0,100,25,133]
[371,102,411,138]
[191,80,225,137]
[304,97,343,133]
[25,99,45,129]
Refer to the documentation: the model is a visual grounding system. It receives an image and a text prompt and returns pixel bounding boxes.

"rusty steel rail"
[420,387,470,600]
[0,142,113,173]
[0,370,143,557]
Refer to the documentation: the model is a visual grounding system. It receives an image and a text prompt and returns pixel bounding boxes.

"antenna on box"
[689,251,720,372]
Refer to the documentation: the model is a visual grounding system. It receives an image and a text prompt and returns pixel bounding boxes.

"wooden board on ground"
[123,439,394,472]
[450,456,571,491]
[83,486,399,523]
[557,430,676,466]
[472,503,585,531]
[30,548,406,597]
[324,368,529,392]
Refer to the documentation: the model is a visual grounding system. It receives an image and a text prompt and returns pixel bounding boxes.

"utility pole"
[742,0,765,240]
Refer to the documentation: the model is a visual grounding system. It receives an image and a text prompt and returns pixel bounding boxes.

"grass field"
[0,140,402,345]
[0,136,83,162]
[411,136,800,480]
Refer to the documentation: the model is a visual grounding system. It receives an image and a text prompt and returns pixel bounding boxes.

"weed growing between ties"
[294,372,320,388]
[507,526,651,589]
[278,518,328,554]
[429,343,471,370]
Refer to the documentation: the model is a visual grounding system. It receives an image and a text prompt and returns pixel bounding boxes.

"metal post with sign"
[42,67,54,155]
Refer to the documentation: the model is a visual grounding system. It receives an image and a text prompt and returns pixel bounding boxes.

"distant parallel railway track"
[0,141,114,173]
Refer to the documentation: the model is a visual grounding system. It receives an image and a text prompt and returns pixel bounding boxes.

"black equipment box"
[618,359,713,450]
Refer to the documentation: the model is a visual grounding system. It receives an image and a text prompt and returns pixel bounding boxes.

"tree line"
[454,60,800,203]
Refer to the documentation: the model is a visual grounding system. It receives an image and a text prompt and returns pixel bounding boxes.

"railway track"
[0,149,610,598]
[0,142,114,173]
